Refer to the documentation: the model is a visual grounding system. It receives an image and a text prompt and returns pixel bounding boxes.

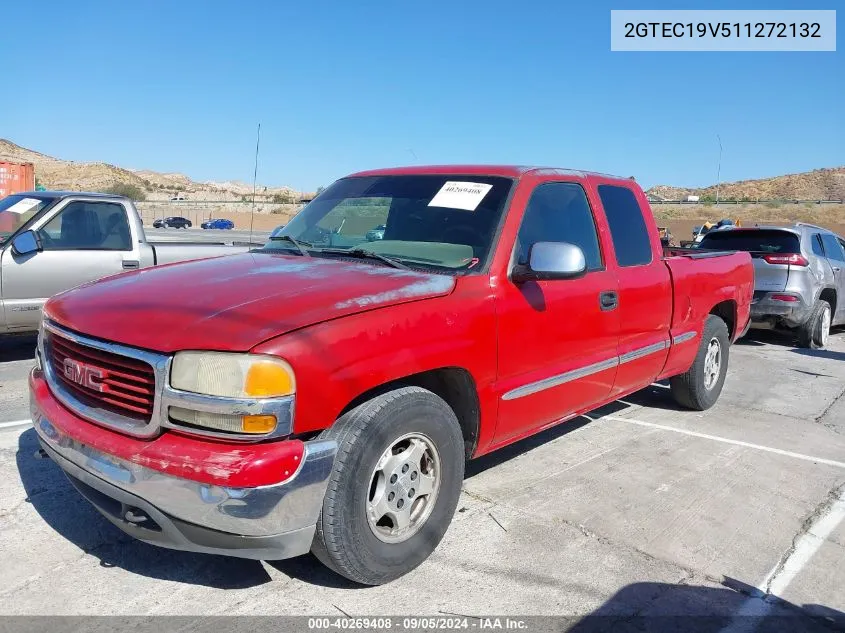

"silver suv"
[698,223,845,348]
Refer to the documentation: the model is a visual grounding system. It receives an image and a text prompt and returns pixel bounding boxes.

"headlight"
[171,352,295,398]
[168,352,295,436]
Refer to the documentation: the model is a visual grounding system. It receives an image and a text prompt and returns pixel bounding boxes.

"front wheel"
[311,387,465,585]
[670,315,730,411]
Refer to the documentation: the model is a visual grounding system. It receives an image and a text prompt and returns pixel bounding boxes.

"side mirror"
[512,241,587,283]
[11,230,42,256]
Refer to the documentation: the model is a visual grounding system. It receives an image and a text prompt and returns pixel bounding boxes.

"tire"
[670,315,730,411]
[311,386,465,585]
[797,299,831,349]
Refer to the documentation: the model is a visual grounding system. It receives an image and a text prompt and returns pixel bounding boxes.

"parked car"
[366,223,386,241]
[170,195,186,201]
[698,223,845,348]
[152,216,192,229]
[201,218,234,230]
[30,165,753,586]
[0,191,251,334]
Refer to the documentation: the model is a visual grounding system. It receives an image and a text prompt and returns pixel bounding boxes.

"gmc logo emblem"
[63,359,105,392]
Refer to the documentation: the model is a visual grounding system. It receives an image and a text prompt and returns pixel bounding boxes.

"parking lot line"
[0,419,32,429]
[763,486,845,596]
[719,486,845,630]
[592,415,845,470]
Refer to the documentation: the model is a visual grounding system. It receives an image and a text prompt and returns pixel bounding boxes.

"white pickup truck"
[0,191,256,334]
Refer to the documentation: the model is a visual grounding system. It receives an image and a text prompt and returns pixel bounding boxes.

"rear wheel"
[670,315,730,411]
[311,387,464,585]
[797,299,831,349]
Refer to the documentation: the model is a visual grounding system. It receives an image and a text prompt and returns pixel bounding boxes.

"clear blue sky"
[3,0,842,191]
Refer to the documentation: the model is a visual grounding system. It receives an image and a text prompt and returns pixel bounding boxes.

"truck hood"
[46,252,457,353]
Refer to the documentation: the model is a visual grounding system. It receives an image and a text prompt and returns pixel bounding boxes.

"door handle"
[834,266,841,273]
[122,260,140,270]
[599,290,618,311]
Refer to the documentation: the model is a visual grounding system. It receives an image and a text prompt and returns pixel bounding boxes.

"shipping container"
[0,161,36,198]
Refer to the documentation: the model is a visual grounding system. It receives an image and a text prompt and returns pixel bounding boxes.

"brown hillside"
[648,167,845,201]
[0,139,305,202]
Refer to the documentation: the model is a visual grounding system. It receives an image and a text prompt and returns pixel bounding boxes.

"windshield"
[698,229,800,253]
[260,174,514,271]
[0,195,53,243]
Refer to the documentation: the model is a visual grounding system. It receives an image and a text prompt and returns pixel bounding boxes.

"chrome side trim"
[502,336,683,402]
[618,340,669,365]
[41,320,169,439]
[502,356,619,401]
[672,331,697,345]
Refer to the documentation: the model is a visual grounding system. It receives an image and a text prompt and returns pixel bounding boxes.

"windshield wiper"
[318,247,409,270]
[268,235,312,256]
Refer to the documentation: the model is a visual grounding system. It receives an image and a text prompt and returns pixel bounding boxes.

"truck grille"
[46,330,156,421]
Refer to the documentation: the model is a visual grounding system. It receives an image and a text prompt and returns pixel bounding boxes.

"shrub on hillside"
[102,183,146,201]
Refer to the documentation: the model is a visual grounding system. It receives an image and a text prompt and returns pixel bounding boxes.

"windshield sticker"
[428,182,492,211]
[4,198,41,215]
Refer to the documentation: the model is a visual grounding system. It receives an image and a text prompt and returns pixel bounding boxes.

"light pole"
[716,134,722,205]
[249,123,261,242]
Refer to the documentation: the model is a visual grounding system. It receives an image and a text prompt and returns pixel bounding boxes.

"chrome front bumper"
[31,392,336,560]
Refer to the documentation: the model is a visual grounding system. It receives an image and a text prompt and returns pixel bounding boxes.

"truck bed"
[658,247,755,377]
[148,241,258,266]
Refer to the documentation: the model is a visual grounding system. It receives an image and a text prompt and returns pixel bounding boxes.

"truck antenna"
[249,123,261,244]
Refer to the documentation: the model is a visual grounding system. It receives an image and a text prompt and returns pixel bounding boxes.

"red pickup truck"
[30,165,753,585]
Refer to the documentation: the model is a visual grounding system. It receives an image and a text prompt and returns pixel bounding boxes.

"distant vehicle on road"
[201,218,234,230]
[170,195,187,201]
[0,191,251,334]
[153,216,192,229]
[697,223,845,348]
[365,223,386,241]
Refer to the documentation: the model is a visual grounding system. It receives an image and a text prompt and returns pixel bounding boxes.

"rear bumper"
[30,369,337,560]
[750,292,813,328]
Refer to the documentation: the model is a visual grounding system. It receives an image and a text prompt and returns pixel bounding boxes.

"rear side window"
[821,234,845,262]
[597,185,652,267]
[811,234,826,257]
[698,229,800,254]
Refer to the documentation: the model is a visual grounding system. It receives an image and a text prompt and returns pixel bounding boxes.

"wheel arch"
[337,366,480,459]
[818,286,837,316]
[709,299,737,339]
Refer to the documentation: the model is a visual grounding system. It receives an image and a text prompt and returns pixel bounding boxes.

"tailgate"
[751,256,790,292]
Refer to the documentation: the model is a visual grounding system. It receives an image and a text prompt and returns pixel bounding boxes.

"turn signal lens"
[245,361,295,397]
[242,414,277,434]
[169,408,278,435]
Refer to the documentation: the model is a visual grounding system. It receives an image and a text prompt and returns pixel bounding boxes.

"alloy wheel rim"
[703,337,721,390]
[820,306,831,347]
[366,432,441,544]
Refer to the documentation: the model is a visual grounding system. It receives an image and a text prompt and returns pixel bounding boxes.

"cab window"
[598,185,652,267]
[515,182,602,271]
[38,201,132,251]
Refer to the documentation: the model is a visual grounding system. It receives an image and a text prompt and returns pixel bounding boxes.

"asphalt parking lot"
[0,328,843,625]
